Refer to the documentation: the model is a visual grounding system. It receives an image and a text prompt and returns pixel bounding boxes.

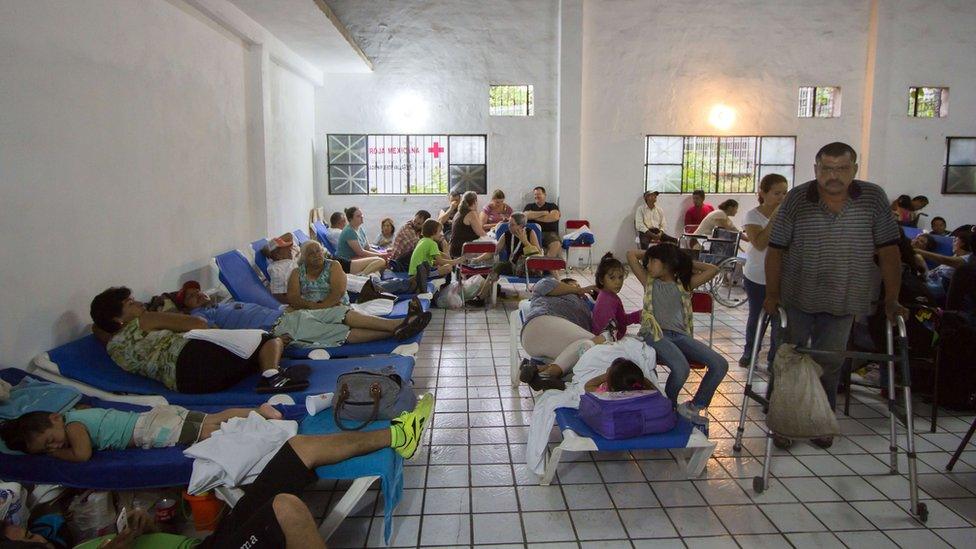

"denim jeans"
[741,277,781,367]
[770,307,854,411]
[645,330,729,407]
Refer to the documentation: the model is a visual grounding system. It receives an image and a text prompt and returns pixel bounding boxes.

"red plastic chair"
[457,241,498,307]
[523,256,567,290]
[655,291,715,370]
[563,219,593,270]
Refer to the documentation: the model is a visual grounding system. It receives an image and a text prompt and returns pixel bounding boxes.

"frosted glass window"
[646,136,683,164]
[645,165,682,193]
[944,137,976,194]
[449,135,486,164]
[759,165,794,186]
[760,137,795,165]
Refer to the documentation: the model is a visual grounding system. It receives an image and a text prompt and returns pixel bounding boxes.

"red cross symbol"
[427,141,444,158]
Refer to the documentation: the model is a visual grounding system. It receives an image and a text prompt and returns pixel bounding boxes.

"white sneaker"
[677,401,707,425]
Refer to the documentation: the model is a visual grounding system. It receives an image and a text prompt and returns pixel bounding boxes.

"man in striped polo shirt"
[764,142,904,449]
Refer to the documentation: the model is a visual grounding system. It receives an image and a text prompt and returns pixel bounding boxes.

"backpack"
[579,389,676,439]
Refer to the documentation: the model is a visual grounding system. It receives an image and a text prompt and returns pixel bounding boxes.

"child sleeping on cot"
[584,358,655,393]
[0,403,282,462]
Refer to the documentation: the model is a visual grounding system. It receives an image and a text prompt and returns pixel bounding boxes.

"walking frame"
[731,307,928,523]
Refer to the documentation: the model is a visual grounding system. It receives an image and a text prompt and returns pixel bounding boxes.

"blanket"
[526,338,658,474]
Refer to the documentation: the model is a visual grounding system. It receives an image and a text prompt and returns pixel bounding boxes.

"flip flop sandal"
[395,311,431,341]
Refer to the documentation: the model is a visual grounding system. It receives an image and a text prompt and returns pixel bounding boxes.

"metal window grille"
[909,87,949,118]
[798,86,841,118]
[645,135,795,194]
[943,136,976,194]
[327,134,487,195]
[489,85,534,116]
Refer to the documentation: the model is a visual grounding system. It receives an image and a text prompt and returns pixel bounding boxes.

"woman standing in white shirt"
[739,174,789,368]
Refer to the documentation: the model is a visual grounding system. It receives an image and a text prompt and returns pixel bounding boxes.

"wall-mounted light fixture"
[708,104,736,131]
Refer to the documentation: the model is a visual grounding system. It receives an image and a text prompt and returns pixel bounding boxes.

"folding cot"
[293,229,310,244]
[0,369,405,542]
[902,226,954,268]
[29,334,417,407]
[562,219,595,270]
[312,219,339,256]
[542,409,715,485]
[495,222,566,289]
[250,237,273,279]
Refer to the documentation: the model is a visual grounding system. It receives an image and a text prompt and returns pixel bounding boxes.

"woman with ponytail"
[626,243,726,425]
[591,252,641,341]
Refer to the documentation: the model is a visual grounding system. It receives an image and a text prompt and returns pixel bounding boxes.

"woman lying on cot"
[0,403,282,462]
[176,281,427,347]
[92,287,307,394]
[517,277,605,392]
[286,240,432,343]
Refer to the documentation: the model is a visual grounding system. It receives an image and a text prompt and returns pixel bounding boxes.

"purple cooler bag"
[578,390,677,439]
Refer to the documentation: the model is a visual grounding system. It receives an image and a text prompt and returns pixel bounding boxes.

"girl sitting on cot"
[590,252,641,341]
[0,403,283,462]
[584,357,655,393]
[626,243,726,425]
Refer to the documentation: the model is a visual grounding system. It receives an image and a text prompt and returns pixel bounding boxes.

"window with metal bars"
[908,87,949,118]
[644,136,795,194]
[327,134,487,195]
[944,137,976,194]
[798,86,841,117]
[489,85,534,116]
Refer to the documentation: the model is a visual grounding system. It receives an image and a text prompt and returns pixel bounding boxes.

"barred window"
[489,85,534,116]
[798,86,841,118]
[327,134,487,195]
[645,136,795,194]
[944,137,976,194]
[909,87,949,118]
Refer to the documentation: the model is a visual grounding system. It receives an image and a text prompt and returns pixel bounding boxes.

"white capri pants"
[521,315,597,375]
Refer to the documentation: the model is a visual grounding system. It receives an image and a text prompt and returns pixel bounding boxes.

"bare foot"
[257,403,283,420]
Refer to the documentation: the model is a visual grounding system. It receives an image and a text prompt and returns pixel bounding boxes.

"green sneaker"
[390,393,434,459]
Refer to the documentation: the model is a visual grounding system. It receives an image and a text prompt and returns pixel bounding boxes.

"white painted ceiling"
[229,0,371,73]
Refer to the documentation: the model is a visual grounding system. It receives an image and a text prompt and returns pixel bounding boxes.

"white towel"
[562,225,593,241]
[525,338,659,475]
[345,274,369,293]
[184,412,298,494]
[183,329,265,358]
[351,300,395,317]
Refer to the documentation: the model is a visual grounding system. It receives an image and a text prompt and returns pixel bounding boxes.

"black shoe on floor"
[772,435,793,450]
[811,436,834,449]
[528,375,566,392]
[519,359,538,384]
[465,296,486,308]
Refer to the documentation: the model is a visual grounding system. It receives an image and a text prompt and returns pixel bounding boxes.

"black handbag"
[333,367,417,430]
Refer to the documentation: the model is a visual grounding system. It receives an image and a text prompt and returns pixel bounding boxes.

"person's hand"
[885,300,908,322]
[763,294,780,316]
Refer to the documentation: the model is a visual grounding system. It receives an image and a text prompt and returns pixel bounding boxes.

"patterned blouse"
[298,262,350,306]
[637,279,694,342]
[106,318,188,390]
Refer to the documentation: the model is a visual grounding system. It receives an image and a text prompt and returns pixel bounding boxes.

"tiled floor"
[310,275,976,548]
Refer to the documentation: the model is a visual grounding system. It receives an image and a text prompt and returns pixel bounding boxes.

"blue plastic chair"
[214,250,283,310]
[251,238,271,280]
[294,229,310,245]
[312,220,339,256]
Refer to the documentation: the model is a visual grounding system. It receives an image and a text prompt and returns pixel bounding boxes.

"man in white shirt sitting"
[635,191,676,248]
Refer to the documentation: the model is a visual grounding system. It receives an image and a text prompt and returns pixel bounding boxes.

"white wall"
[0,0,318,369]
[266,60,316,235]
[314,0,559,238]
[865,0,976,231]
[579,0,872,257]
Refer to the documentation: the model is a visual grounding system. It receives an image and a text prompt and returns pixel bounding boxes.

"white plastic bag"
[435,281,464,309]
[461,274,485,300]
[766,344,841,439]
[67,490,115,540]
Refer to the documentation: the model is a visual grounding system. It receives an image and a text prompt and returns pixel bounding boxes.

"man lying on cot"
[0,395,435,549]
[173,282,428,348]
[92,287,310,394]
[0,403,282,462]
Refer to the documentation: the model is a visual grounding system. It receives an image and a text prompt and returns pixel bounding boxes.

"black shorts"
[199,443,316,549]
[175,336,272,394]
[337,256,351,273]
